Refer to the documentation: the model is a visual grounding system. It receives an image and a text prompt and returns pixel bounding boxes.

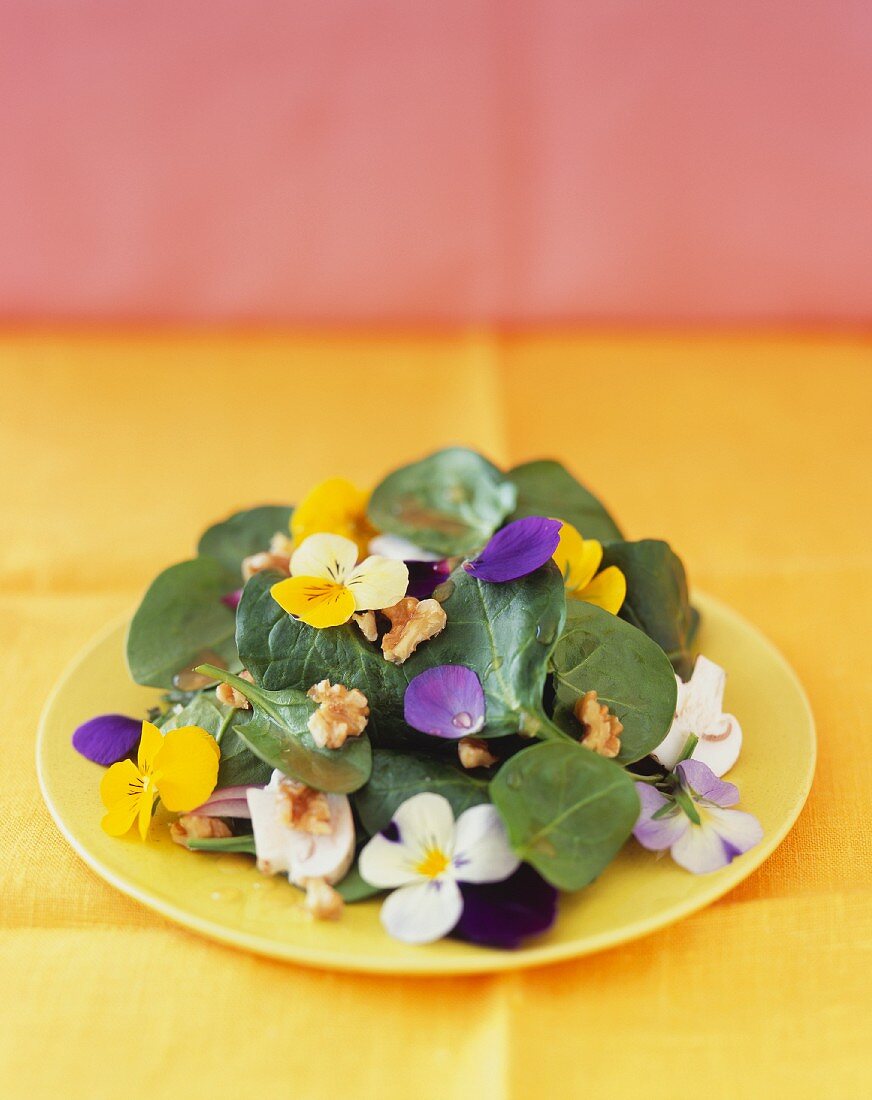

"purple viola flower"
[463,516,562,583]
[404,665,486,738]
[454,862,558,949]
[221,588,243,611]
[633,759,763,874]
[405,559,452,600]
[72,714,142,766]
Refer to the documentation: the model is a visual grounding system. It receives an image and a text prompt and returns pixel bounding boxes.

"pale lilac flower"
[72,714,142,766]
[463,516,562,583]
[403,665,486,738]
[652,655,743,776]
[633,759,763,874]
[358,792,520,944]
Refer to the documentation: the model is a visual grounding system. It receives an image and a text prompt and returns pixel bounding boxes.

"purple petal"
[453,863,558,949]
[676,759,739,807]
[72,714,142,766]
[221,588,243,611]
[403,665,486,739]
[632,783,689,850]
[405,559,452,600]
[463,516,562,583]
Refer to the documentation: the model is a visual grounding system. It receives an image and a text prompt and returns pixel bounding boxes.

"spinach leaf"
[236,562,566,745]
[198,665,371,794]
[489,741,640,890]
[353,750,489,835]
[367,447,517,556]
[187,835,258,854]
[335,862,382,902]
[507,459,623,542]
[159,693,226,735]
[550,601,677,763]
[600,539,697,679]
[126,557,240,688]
[197,505,293,577]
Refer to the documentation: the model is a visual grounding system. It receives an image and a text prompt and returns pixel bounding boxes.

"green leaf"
[198,665,371,794]
[126,558,240,688]
[197,505,293,577]
[335,862,382,902]
[367,447,517,555]
[550,601,678,763]
[236,562,566,745]
[353,750,489,835]
[507,459,623,542]
[187,835,257,854]
[489,741,640,890]
[600,539,697,679]
[159,693,226,735]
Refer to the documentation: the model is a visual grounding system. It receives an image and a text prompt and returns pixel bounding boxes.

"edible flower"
[404,665,486,738]
[100,721,220,840]
[73,713,142,766]
[453,862,558,949]
[270,533,409,629]
[463,516,562,583]
[633,759,763,874]
[291,477,377,557]
[651,655,743,777]
[358,792,520,944]
[552,520,626,614]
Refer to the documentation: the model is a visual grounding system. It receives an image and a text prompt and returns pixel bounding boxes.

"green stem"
[522,709,576,745]
[676,732,699,764]
[186,834,257,855]
[215,706,237,746]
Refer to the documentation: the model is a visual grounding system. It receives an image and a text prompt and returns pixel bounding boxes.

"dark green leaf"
[507,459,623,542]
[367,447,517,555]
[601,539,697,678]
[353,750,489,835]
[199,665,371,794]
[550,601,678,763]
[159,693,226,735]
[197,505,293,577]
[489,741,640,890]
[126,558,240,688]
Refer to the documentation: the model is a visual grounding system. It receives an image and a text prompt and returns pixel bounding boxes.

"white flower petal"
[670,820,731,874]
[391,791,456,861]
[380,879,463,944]
[358,832,419,889]
[345,555,409,610]
[704,806,763,857]
[290,533,359,583]
[452,803,520,884]
[368,534,440,562]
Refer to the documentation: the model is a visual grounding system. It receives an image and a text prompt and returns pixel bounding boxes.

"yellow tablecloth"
[2,333,870,1098]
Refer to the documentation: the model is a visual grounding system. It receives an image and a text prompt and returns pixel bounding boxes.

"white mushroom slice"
[368,533,441,562]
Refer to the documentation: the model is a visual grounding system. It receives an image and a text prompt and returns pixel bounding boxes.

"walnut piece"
[574,690,623,758]
[216,669,254,709]
[241,550,291,582]
[458,737,498,769]
[352,610,378,642]
[306,679,370,749]
[381,597,447,664]
[169,814,233,847]
[276,776,333,835]
[303,877,344,920]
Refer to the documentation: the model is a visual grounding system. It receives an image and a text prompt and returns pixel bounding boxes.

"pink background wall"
[2,1,871,326]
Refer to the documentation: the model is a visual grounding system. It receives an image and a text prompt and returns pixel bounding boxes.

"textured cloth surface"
[1,333,870,1098]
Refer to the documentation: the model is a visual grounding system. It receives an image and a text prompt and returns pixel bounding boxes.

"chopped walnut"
[303,877,344,920]
[458,737,498,769]
[352,610,378,642]
[216,668,254,709]
[269,531,295,557]
[381,597,447,664]
[241,550,291,582]
[276,776,333,834]
[574,690,623,758]
[306,679,369,749]
[169,814,233,847]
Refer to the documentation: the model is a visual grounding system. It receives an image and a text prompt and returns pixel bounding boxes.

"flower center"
[416,847,450,879]
[451,711,473,730]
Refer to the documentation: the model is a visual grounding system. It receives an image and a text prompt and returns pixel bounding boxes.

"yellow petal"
[137,787,156,840]
[137,720,164,774]
[291,477,377,556]
[553,522,602,592]
[154,726,220,812]
[270,576,356,628]
[100,758,142,810]
[345,555,409,610]
[578,565,627,615]
[101,796,143,838]
[290,532,358,583]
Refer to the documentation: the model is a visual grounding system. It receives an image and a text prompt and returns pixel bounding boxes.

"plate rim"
[36,592,816,976]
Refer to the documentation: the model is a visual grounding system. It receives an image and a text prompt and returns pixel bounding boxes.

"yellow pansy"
[291,477,377,557]
[552,520,627,614]
[100,721,220,840]
[271,533,408,629]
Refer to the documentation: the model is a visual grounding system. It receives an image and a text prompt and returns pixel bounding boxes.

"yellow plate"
[37,592,815,975]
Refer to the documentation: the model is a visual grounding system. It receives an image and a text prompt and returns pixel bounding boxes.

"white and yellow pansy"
[270,532,409,628]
